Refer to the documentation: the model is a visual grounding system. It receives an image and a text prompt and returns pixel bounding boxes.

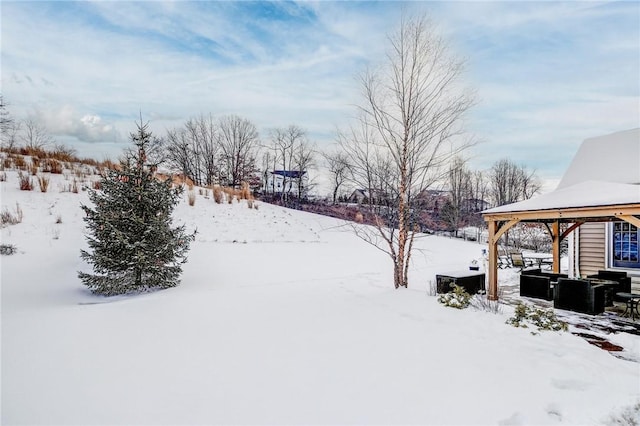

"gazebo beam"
[619,215,640,229]
[483,204,640,223]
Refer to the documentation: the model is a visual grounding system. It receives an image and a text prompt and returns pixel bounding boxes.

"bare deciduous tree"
[0,95,20,151]
[20,118,54,150]
[440,157,471,236]
[339,14,475,289]
[323,150,351,204]
[269,125,307,202]
[218,115,259,188]
[489,158,541,207]
[488,158,541,247]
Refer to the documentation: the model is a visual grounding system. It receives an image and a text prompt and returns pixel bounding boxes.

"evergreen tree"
[79,121,195,296]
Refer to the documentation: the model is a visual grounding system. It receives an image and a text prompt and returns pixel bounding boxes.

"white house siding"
[578,222,606,277]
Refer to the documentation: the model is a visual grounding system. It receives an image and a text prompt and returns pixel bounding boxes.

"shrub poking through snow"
[437,285,472,309]
[506,302,568,333]
[1,203,23,227]
[604,401,640,426]
[188,190,196,206]
[0,244,17,255]
[18,172,33,191]
[38,175,50,192]
[78,121,195,296]
[212,185,223,204]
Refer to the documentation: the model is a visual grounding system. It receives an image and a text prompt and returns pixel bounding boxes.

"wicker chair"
[520,274,554,301]
[586,270,631,302]
[553,278,606,315]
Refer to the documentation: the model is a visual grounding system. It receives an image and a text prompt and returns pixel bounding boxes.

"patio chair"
[498,246,512,269]
[520,273,554,301]
[553,278,606,315]
[509,252,534,271]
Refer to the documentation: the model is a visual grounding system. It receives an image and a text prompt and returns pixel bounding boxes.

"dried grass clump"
[3,157,12,169]
[0,171,6,182]
[240,182,251,200]
[38,175,50,192]
[92,180,102,190]
[18,172,34,191]
[14,155,27,170]
[71,179,79,193]
[212,185,223,204]
[43,159,63,174]
[240,182,257,209]
[30,158,40,175]
[1,203,23,227]
[355,212,364,223]
[187,190,196,206]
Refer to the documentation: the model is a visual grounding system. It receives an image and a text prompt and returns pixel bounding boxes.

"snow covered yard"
[2,169,639,425]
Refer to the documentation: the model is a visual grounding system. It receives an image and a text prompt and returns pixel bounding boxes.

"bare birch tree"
[339,14,475,289]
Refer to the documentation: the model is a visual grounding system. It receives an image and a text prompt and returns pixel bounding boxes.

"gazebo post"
[487,220,499,301]
[551,220,560,273]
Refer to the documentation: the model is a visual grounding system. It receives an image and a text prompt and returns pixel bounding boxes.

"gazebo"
[482,129,640,300]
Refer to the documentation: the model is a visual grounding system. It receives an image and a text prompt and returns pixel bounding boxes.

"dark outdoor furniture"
[554,278,606,315]
[520,274,554,300]
[615,292,640,321]
[586,278,619,306]
[436,271,486,295]
[519,269,569,301]
[586,270,631,302]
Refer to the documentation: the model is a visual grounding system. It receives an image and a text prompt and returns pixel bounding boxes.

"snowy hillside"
[2,167,639,425]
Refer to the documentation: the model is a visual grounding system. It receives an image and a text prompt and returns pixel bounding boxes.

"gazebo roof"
[483,181,640,217]
[481,128,640,300]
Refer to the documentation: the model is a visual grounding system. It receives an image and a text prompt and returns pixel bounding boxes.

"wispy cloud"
[1,1,638,185]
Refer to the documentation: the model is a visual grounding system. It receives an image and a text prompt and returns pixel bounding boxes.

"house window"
[612,221,639,268]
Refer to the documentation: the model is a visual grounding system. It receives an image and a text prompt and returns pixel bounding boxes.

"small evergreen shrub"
[438,285,472,309]
[506,302,568,333]
[78,121,195,296]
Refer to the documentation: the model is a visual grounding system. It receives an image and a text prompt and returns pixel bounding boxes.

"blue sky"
[2,1,639,190]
